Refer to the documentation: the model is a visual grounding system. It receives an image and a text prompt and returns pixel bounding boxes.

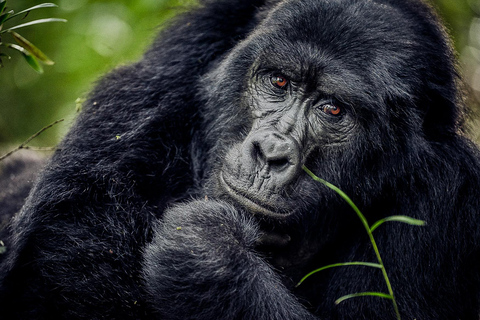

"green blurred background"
[0,0,479,152]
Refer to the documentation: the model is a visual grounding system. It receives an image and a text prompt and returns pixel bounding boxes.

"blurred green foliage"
[0,0,194,150]
[0,2,68,74]
[0,0,479,150]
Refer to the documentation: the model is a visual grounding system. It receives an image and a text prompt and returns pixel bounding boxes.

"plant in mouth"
[297,166,426,320]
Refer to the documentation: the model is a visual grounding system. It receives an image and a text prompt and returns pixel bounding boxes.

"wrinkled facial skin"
[218,69,357,219]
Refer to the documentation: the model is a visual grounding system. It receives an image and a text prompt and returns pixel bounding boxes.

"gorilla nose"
[248,130,301,178]
[255,137,292,170]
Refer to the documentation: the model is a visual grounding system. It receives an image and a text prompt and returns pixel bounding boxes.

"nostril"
[268,157,290,170]
[251,141,290,170]
[251,142,264,164]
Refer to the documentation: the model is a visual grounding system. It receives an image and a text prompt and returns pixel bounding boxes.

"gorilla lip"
[219,172,292,219]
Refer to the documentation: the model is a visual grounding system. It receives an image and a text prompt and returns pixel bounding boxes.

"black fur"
[1,0,480,319]
[0,150,46,261]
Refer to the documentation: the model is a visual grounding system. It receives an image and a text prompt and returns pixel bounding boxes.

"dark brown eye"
[270,75,288,89]
[321,103,341,116]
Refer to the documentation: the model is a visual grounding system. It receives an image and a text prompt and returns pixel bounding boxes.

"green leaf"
[335,292,393,305]
[296,262,382,287]
[4,3,59,22]
[11,31,53,64]
[0,10,13,26]
[1,18,67,33]
[7,43,43,73]
[370,216,426,233]
[0,0,6,14]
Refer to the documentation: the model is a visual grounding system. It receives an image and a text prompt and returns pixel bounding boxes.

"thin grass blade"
[370,216,426,233]
[296,262,382,287]
[4,3,58,22]
[302,165,370,230]
[335,292,393,305]
[1,18,66,33]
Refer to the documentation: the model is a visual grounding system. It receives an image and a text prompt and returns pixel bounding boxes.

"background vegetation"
[0,0,479,151]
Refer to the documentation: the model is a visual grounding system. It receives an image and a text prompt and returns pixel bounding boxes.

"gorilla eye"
[270,75,288,89]
[320,103,341,116]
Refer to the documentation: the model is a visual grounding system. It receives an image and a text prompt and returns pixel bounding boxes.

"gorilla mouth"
[219,173,292,219]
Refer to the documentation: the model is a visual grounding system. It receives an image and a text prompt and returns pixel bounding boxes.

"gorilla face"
[218,68,358,218]
[206,0,426,221]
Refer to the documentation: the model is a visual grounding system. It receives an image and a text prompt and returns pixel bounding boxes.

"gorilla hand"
[143,200,315,320]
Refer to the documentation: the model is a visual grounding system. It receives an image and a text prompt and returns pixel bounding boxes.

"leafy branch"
[0,1,66,73]
[297,166,426,320]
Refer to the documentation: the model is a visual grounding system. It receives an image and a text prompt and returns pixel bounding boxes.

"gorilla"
[1,0,480,319]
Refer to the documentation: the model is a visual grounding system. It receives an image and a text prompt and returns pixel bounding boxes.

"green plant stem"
[364,223,400,319]
[302,166,401,320]
[0,118,63,161]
